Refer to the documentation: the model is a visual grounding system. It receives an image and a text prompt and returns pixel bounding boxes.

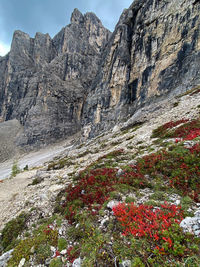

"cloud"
[0,0,133,56]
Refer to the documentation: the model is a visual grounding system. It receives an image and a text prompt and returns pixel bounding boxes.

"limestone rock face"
[0,9,111,148]
[0,0,200,150]
[82,0,200,137]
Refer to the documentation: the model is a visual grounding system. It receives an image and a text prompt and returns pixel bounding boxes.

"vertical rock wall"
[82,0,200,137]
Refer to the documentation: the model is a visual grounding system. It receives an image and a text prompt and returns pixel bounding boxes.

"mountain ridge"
[0,0,199,156]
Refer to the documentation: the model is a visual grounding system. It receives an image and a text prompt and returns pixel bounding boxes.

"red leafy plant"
[152,119,189,138]
[66,246,79,263]
[63,166,149,223]
[137,144,200,201]
[152,117,200,141]
[113,202,186,255]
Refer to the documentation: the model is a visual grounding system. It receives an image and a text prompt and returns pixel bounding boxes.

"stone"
[119,260,131,267]
[107,200,120,210]
[60,249,67,255]
[180,214,200,236]
[116,169,125,177]
[72,257,82,267]
[0,249,13,267]
[100,217,109,227]
[18,258,26,267]
[50,246,56,252]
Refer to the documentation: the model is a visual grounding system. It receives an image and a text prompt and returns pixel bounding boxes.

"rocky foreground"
[0,86,200,266]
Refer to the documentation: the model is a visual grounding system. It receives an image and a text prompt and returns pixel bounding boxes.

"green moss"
[7,238,34,266]
[125,196,136,203]
[35,243,51,264]
[47,157,72,170]
[8,222,58,266]
[58,237,67,251]
[150,191,166,201]
[49,258,63,267]
[1,212,29,251]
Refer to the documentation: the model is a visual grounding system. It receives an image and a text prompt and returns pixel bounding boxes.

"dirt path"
[0,142,74,180]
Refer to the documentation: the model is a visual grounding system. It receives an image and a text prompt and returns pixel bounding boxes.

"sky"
[0,0,133,56]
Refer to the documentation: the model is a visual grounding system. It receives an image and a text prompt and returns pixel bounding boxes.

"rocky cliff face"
[0,9,110,148]
[0,0,199,150]
[82,0,200,137]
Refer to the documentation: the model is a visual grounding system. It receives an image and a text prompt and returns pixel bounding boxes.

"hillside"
[0,86,200,266]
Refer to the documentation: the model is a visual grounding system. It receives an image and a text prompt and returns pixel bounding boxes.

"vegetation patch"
[63,165,150,223]
[113,202,200,265]
[11,161,21,177]
[8,223,58,266]
[137,144,200,201]
[47,157,72,170]
[1,212,29,251]
[177,85,200,98]
[152,117,200,142]
[151,119,189,138]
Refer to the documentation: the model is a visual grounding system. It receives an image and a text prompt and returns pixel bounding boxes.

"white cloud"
[0,42,10,56]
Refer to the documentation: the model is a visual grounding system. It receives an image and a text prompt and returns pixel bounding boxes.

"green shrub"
[35,243,51,264]
[11,161,20,177]
[58,237,67,251]
[1,212,29,251]
[49,258,63,267]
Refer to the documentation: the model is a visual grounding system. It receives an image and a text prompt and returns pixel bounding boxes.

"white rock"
[100,217,109,226]
[194,230,200,236]
[107,200,120,210]
[112,125,120,132]
[116,169,124,177]
[60,249,67,255]
[120,260,131,267]
[50,246,56,252]
[18,258,25,267]
[72,257,82,267]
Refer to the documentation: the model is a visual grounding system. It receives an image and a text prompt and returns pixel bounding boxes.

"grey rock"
[180,214,200,236]
[0,249,13,267]
[0,9,110,153]
[194,230,200,236]
[81,0,200,138]
[116,168,125,177]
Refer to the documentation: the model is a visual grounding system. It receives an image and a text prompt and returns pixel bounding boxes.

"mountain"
[0,9,111,149]
[0,0,199,155]
[0,1,200,266]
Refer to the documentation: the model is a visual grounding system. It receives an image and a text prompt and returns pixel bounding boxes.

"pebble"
[72,257,82,267]
[60,249,67,255]
[119,260,131,267]
[18,258,25,267]
[107,200,120,210]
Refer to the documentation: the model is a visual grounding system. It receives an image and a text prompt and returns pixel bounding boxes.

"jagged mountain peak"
[70,8,84,24]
